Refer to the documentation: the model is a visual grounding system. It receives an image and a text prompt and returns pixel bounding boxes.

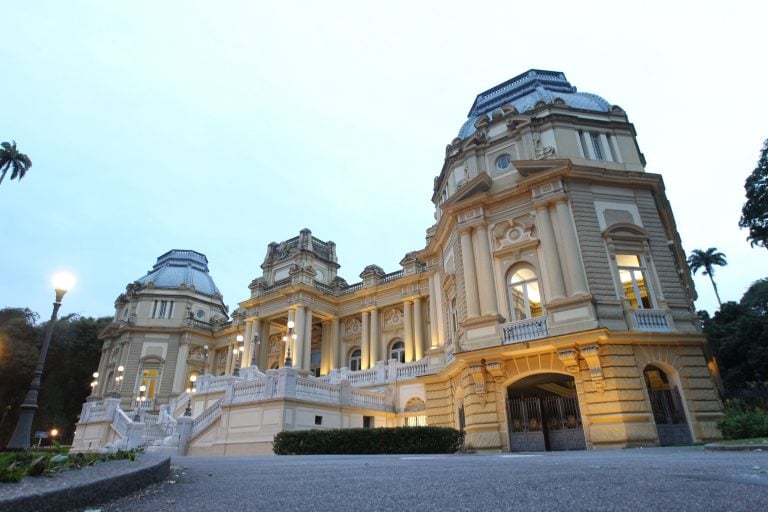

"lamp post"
[251,333,260,367]
[184,375,197,417]
[283,320,297,368]
[6,272,75,450]
[133,384,147,422]
[50,428,58,446]
[233,335,244,377]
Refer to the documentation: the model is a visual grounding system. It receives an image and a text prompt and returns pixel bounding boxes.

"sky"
[0,1,766,320]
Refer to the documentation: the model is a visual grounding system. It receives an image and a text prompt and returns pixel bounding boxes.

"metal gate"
[649,386,692,446]
[507,395,585,451]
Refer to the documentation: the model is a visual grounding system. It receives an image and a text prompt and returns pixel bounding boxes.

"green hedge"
[718,403,768,440]
[273,427,464,455]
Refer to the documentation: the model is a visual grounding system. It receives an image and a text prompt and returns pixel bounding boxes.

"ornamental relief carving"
[269,334,283,353]
[383,307,403,330]
[492,214,537,251]
[189,346,207,361]
[344,318,361,337]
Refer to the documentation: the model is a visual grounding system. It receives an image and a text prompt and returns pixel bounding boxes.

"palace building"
[73,69,722,454]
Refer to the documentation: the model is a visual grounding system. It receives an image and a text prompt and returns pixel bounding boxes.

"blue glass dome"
[135,250,221,297]
[458,69,612,139]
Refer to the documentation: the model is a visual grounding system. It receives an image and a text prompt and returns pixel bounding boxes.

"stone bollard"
[176,416,194,455]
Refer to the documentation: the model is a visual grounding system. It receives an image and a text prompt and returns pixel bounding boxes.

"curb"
[0,454,171,512]
[704,444,768,452]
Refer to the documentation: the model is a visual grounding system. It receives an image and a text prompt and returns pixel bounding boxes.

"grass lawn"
[714,438,768,446]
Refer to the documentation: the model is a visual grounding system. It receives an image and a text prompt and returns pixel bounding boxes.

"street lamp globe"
[52,272,75,292]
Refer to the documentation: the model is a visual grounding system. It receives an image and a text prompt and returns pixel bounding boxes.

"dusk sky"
[1,1,765,320]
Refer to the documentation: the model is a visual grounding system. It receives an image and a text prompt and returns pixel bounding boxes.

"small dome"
[135,250,221,297]
[458,69,612,139]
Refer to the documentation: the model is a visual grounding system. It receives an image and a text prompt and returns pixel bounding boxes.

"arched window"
[349,348,362,372]
[508,267,543,321]
[389,340,405,363]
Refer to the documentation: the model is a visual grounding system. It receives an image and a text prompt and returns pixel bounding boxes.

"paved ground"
[92,447,768,512]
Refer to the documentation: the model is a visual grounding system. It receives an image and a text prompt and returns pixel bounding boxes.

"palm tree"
[0,140,32,186]
[687,248,727,307]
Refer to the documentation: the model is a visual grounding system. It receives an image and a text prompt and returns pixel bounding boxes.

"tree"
[687,248,728,307]
[0,140,32,186]
[739,138,768,249]
[702,277,768,397]
[0,308,111,445]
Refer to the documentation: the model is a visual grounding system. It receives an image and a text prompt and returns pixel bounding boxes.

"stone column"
[250,318,261,367]
[331,317,341,370]
[223,345,233,375]
[404,301,414,362]
[428,276,440,348]
[285,310,295,366]
[95,347,110,396]
[361,311,370,370]
[294,307,305,369]
[583,132,596,159]
[555,199,589,295]
[413,297,424,360]
[320,320,331,375]
[370,308,380,367]
[535,204,567,301]
[599,133,613,161]
[303,308,313,371]
[258,320,270,370]
[243,319,254,367]
[473,224,498,316]
[460,228,480,318]
[171,342,190,393]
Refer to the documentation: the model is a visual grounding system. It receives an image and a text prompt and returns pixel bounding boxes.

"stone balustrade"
[501,316,549,344]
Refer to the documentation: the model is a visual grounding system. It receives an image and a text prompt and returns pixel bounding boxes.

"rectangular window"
[616,254,653,309]
[314,415,322,425]
[363,416,373,428]
[152,300,174,319]
[590,133,604,160]
[406,416,427,427]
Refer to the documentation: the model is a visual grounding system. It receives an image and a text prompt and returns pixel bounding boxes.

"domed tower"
[94,250,227,410]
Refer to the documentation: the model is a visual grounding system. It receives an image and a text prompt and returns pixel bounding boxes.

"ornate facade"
[74,70,722,454]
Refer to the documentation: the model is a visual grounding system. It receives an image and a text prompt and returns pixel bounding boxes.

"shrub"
[0,449,138,483]
[717,402,768,439]
[273,426,463,455]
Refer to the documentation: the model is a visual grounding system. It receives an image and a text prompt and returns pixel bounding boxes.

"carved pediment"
[492,214,537,251]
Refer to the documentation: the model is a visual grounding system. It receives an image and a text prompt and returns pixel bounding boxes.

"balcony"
[633,309,671,332]
[502,316,549,345]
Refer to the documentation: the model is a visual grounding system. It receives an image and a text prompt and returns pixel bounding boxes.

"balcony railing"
[633,309,671,332]
[501,316,549,345]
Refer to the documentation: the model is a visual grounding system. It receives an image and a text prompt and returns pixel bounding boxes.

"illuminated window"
[389,340,405,363]
[349,348,361,372]
[406,416,427,427]
[616,254,654,309]
[508,267,543,321]
[139,368,159,399]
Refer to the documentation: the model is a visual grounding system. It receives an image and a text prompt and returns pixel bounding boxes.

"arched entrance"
[506,373,586,451]
[643,365,692,446]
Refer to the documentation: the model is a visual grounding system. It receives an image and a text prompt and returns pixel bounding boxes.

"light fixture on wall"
[90,371,99,397]
[111,365,125,398]
[233,335,244,376]
[283,320,297,368]
[6,272,75,450]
